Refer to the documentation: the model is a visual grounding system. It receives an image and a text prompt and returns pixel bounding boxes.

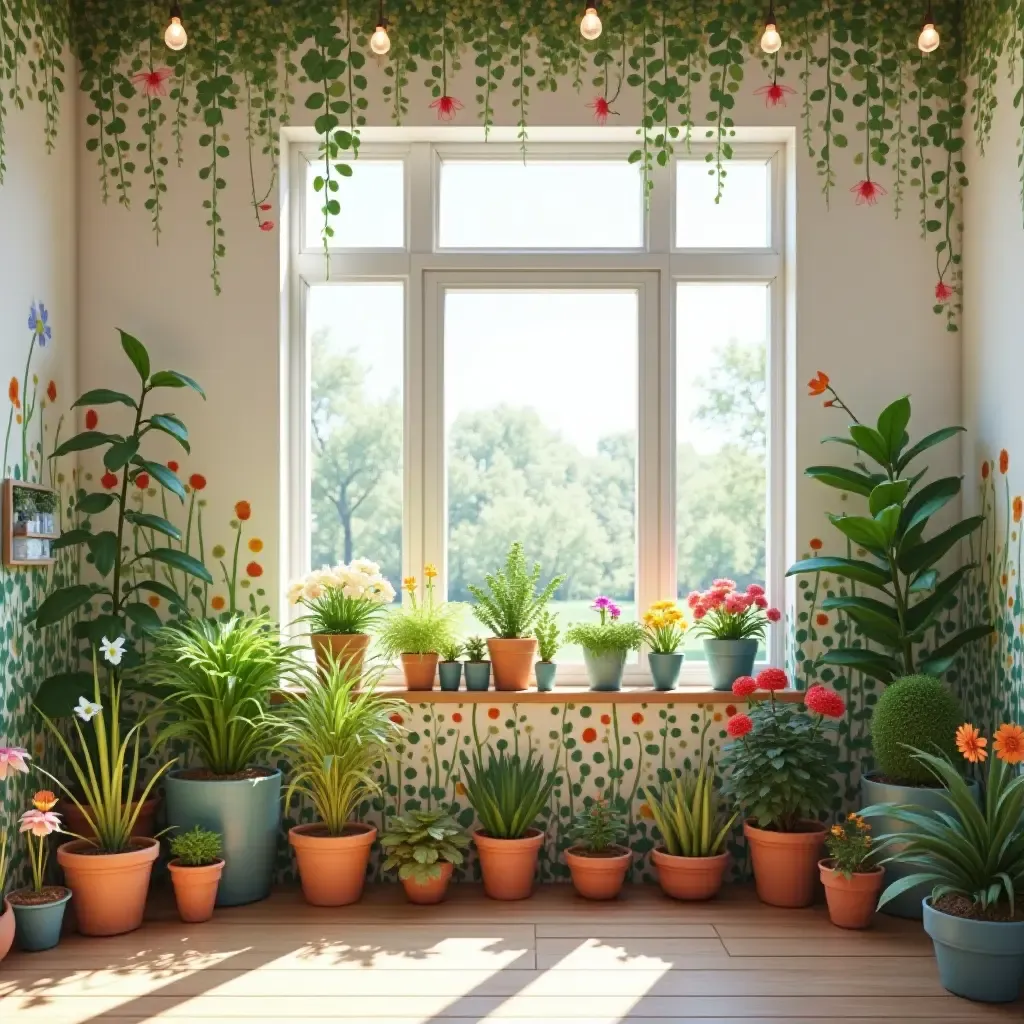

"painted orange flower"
[1000,449,1010,475]
[982,460,990,480]
[631,712,643,726]
[32,790,58,811]
[807,371,830,396]
[1015,497,1023,524]
[235,500,251,521]
[211,596,226,611]
[993,723,1024,764]
[46,380,57,403]
[487,708,500,720]
[455,781,466,796]
[189,473,207,491]
[246,561,263,578]
[8,377,19,409]
[809,537,823,551]
[639,802,653,820]
[85,408,98,429]
[248,537,264,553]
[582,727,597,743]
[148,595,161,608]
[600,714,611,726]
[955,723,988,763]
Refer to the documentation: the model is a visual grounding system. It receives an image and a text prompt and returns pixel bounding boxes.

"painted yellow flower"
[993,723,1024,765]
[403,576,417,593]
[424,564,438,579]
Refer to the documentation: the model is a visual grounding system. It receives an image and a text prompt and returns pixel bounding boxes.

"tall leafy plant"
[787,378,991,683]
[468,541,565,639]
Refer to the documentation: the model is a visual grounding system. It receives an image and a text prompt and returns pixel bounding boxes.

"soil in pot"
[819,860,884,930]
[744,819,826,908]
[565,845,631,900]
[8,887,72,952]
[402,862,454,905]
[652,849,729,901]
[289,822,376,906]
[487,638,536,691]
[168,859,225,923]
[474,828,544,900]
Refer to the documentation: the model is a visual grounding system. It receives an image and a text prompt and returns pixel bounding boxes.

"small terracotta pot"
[56,837,159,936]
[819,860,884,930]
[289,822,376,906]
[401,862,454,905]
[652,848,729,901]
[0,898,14,963]
[474,828,544,900]
[566,845,631,900]
[744,819,826,908]
[487,638,537,692]
[401,652,439,691]
[168,859,225,923]
[310,633,370,679]
[61,796,159,840]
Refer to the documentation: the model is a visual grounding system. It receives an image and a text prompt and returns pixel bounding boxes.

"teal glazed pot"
[535,661,557,692]
[924,898,1024,1003]
[703,638,757,691]
[583,649,627,691]
[165,768,282,906]
[438,662,462,692]
[861,773,980,920]
[11,887,71,952]
[648,652,684,691]
[464,662,491,691]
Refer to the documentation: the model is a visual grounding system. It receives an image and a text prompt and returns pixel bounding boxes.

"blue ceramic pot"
[165,768,282,907]
[438,662,462,691]
[648,652,684,691]
[464,662,491,691]
[535,661,557,692]
[924,898,1024,1003]
[703,638,757,691]
[11,887,71,952]
[583,649,626,691]
[861,773,980,920]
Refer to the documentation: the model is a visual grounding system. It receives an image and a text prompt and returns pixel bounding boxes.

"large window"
[290,135,785,682]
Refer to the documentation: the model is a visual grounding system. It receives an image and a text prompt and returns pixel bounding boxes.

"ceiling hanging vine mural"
[5,2,1024,320]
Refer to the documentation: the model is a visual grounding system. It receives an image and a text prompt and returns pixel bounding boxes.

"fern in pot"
[565,597,645,691]
[533,611,560,692]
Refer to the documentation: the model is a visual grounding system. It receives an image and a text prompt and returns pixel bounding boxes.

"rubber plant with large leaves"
[32,330,212,715]
[787,374,991,683]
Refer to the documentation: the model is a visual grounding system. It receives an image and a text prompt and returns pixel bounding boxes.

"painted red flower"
[189,473,207,491]
[600,714,611,726]
[259,203,272,211]
[935,280,953,303]
[726,713,753,738]
[587,96,616,125]
[259,221,275,232]
[46,380,57,403]
[429,95,463,121]
[148,595,161,608]
[452,712,462,724]
[246,561,263,578]
[732,676,757,697]
[235,500,251,521]
[631,712,643,726]
[167,460,179,472]
[85,408,98,429]
[135,472,150,489]
[1000,449,1010,474]
[1014,496,1022,524]
[809,538,823,551]
[725,704,737,717]
[982,460,990,480]
[805,684,846,719]
[816,613,829,626]
[582,727,597,743]
[754,81,795,108]
[488,707,500,720]
[101,471,118,490]
[390,713,404,725]
[756,667,789,692]
[850,178,888,206]
[131,66,173,98]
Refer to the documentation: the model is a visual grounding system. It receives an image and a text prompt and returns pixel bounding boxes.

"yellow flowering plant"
[642,601,688,654]
[825,813,876,880]
[378,566,463,658]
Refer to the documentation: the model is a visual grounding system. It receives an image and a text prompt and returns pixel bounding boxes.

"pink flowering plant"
[19,791,63,894]
[686,580,782,641]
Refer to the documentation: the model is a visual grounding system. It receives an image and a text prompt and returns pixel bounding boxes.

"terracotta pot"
[168,859,225,923]
[566,845,631,900]
[819,860,884,930]
[652,848,729,901]
[474,828,543,900]
[0,898,14,962]
[401,862,454,905]
[56,837,159,936]
[744,819,826,908]
[61,796,159,840]
[310,633,370,679]
[487,638,537,691]
[289,822,376,906]
[401,652,439,691]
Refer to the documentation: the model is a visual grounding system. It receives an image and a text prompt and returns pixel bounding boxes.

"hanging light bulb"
[370,0,391,56]
[760,2,782,54]
[918,2,940,53]
[164,3,187,51]
[580,3,602,42]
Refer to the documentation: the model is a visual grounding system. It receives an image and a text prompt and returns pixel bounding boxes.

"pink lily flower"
[20,808,62,837]
[0,747,30,780]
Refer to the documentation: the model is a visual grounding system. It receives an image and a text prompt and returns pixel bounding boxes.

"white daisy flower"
[75,696,103,722]
[100,635,126,666]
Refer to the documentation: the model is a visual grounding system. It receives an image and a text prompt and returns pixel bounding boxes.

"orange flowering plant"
[863,722,1024,915]
[825,813,877,880]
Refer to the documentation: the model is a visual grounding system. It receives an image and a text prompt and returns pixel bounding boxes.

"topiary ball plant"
[870,675,963,786]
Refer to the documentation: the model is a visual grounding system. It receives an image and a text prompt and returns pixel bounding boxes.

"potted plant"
[379,567,461,691]
[36,640,174,937]
[8,792,71,951]
[564,597,645,691]
[461,745,557,900]
[278,659,402,906]
[865,723,1024,1003]
[819,813,883,930]
[438,641,464,692]
[0,829,12,962]
[533,611,560,692]
[463,636,491,691]
[720,670,843,907]
[288,559,395,678]
[687,581,781,691]
[152,615,303,907]
[564,798,631,901]
[468,542,565,691]
[642,600,688,691]
[168,826,224,923]
[381,809,470,904]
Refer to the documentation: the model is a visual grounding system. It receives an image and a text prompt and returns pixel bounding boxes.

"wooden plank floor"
[1,884,1021,1022]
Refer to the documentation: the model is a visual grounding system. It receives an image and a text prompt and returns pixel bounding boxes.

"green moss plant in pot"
[152,615,303,907]
[565,798,631,901]
[819,814,883,930]
[864,726,1024,1003]
[565,598,644,692]
[642,600,688,691]
[533,611,560,692]
[720,670,842,908]
[463,637,491,691]
[278,659,402,906]
[381,809,470,905]
[461,745,557,900]
[468,542,565,691]
[438,641,464,692]
[168,826,224,924]
[0,829,13,962]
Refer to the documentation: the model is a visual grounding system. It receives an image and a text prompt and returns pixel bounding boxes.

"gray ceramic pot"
[648,652,684,691]
[703,638,758,691]
[438,661,462,691]
[583,649,627,691]
[464,662,491,691]
[535,661,557,692]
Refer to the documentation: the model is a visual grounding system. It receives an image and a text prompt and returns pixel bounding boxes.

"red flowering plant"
[719,670,843,832]
[686,580,781,641]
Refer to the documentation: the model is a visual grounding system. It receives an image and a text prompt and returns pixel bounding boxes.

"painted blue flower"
[28,302,51,346]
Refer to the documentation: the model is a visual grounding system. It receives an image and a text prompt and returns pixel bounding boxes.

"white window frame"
[284,128,788,687]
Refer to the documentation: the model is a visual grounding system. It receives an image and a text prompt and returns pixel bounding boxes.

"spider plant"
[460,745,557,839]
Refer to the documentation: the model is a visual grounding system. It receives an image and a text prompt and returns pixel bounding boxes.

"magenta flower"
[20,808,62,837]
[608,603,621,619]
[592,596,612,611]
[0,747,30,780]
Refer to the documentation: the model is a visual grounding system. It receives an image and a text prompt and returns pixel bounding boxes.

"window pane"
[676,160,770,248]
[304,159,404,248]
[676,283,769,657]
[438,161,644,249]
[444,290,638,661]
[308,283,403,587]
